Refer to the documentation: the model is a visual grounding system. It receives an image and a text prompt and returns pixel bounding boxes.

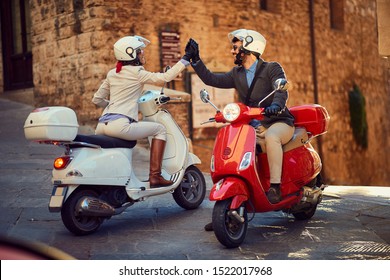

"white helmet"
[113,35,150,61]
[228,29,266,56]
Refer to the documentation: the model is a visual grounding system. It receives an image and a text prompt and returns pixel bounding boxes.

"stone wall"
[2,0,389,185]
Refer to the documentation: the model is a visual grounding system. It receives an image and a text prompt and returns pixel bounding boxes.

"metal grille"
[340,241,390,253]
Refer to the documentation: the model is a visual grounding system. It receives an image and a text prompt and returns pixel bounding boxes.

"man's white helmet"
[113,35,150,61]
[228,29,266,56]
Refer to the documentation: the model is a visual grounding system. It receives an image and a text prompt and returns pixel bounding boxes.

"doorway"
[1,0,33,90]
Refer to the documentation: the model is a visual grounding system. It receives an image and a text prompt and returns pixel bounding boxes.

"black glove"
[182,40,193,62]
[189,38,200,63]
[265,104,281,117]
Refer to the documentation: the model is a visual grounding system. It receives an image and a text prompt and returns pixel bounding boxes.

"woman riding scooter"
[93,35,195,188]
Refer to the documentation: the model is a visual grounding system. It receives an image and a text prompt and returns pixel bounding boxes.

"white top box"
[24,106,79,141]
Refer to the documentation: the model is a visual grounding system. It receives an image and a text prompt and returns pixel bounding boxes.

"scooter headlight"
[223,103,240,122]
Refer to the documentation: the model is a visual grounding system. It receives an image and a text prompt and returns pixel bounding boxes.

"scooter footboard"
[209,177,249,208]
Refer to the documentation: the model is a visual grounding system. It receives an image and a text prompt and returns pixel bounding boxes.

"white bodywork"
[48,90,200,202]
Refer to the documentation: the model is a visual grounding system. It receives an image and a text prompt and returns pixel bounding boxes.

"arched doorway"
[1,0,33,90]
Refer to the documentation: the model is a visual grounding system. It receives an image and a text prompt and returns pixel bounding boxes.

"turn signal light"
[54,156,72,170]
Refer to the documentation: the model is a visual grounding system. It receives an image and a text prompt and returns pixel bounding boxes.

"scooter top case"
[24,106,79,142]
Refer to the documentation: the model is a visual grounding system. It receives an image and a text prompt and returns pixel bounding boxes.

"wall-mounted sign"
[160,31,181,80]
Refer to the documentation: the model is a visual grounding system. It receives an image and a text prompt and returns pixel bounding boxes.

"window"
[259,0,283,14]
[330,0,345,30]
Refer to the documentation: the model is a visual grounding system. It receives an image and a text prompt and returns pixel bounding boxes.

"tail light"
[54,156,72,170]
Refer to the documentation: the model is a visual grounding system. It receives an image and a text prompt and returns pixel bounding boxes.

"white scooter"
[24,87,206,235]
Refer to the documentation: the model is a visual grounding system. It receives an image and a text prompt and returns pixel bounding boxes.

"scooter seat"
[282,127,308,152]
[256,127,309,154]
[72,134,137,149]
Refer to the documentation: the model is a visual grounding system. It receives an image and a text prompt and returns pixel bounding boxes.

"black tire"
[173,165,206,210]
[306,177,317,188]
[293,176,322,220]
[61,189,104,236]
[212,199,248,248]
[293,203,318,220]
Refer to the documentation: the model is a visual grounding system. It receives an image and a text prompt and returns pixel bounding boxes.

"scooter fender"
[186,152,201,167]
[209,177,249,209]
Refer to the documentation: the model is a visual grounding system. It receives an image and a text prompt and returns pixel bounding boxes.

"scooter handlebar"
[159,96,171,103]
[159,96,182,104]
[200,118,216,125]
[200,104,265,126]
[214,111,226,123]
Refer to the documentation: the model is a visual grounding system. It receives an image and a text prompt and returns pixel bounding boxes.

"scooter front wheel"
[61,189,104,236]
[212,199,248,248]
[173,165,206,210]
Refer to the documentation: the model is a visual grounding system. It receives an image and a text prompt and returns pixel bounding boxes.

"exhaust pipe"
[77,197,134,217]
[301,186,322,204]
[77,197,115,217]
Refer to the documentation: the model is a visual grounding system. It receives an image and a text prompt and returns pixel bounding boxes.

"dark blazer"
[192,58,294,128]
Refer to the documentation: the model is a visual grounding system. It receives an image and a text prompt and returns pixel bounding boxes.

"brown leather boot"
[149,138,173,188]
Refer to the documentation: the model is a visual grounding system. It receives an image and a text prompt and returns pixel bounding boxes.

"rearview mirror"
[273,78,289,91]
[200,89,210,103]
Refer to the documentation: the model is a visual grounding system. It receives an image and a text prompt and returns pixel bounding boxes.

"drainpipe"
[309,0,326,180]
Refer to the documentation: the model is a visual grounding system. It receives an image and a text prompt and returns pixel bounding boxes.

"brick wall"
[11,0,390,185]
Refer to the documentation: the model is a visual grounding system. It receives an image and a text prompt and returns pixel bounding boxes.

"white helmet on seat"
[228,29,266,56]
[113,35,150,61]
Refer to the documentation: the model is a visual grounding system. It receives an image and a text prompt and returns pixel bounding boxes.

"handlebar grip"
[159,96,170,103]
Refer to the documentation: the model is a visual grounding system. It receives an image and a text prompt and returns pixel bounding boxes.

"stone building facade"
[1,0,389,186]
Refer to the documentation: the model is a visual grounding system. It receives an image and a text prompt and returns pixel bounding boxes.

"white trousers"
[95,117,167,141]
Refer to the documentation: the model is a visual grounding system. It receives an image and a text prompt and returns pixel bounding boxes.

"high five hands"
[182,38,200,63]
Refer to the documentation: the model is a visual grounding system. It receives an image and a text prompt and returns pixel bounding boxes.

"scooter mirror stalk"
[200,89,220,112]
[258,78,289,107]
[161,65,172,95]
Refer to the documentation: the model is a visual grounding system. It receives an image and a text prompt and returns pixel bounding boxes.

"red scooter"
[200,79,330,248]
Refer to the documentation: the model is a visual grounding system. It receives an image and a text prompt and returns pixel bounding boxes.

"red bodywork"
[209,103,329,212]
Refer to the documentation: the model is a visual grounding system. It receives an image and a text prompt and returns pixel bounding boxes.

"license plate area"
[48,186,68,212]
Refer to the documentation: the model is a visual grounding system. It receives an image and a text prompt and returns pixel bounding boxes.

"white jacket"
[93,60,186,121]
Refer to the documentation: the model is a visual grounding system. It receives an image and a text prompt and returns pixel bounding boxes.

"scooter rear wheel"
[292,203,318,220]
[212,199,248,248]
[173,165,206,210]
[61,189,104,235]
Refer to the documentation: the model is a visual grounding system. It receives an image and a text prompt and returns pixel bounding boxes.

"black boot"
[267,183,281,204]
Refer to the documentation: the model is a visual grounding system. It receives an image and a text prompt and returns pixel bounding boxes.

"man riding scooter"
[186,29,295,204]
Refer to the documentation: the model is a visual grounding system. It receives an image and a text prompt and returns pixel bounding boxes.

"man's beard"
[234,52,243,65]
